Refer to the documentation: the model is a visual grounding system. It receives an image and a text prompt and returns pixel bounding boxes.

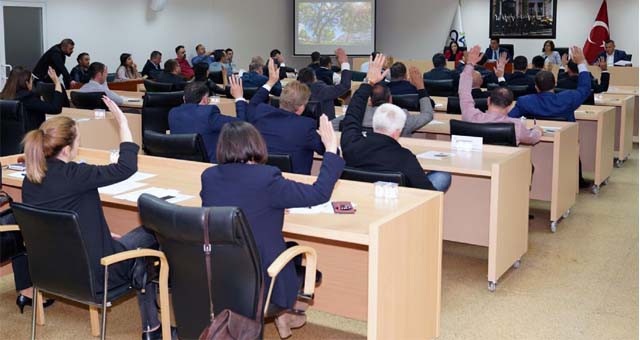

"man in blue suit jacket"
[168,81,246,163]
[244,59,325,175]
[508,47,593,122]
[485,38,512,61]
[596,40,629,65]
[241,60,282,96]
[387,62,418,95]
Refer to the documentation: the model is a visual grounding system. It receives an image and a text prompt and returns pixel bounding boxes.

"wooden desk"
[595,94,635,166]
[0,149,443,340]
[108,79,145,92]
[416,114,579,232]
[605,86,639,143]
[588,66,639,87]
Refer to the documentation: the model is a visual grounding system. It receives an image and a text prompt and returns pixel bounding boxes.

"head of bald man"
[472,71,483,89]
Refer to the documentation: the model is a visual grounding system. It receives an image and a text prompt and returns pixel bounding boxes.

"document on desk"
[98,172,157,195]
[114,187,193,204]
[122,96,142,103]
[427,120,445,125]
[434,103,444,109]
[288,202,335,215]
[541,126,561,134]
[417,151,454,160]
[7,172,25,179]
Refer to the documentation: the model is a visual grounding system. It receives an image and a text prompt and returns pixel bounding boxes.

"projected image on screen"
[294,0,376,56]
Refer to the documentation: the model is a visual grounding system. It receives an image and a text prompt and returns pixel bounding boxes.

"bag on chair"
[199,208,264,340]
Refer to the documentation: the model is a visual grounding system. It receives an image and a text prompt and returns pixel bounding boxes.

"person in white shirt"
[78,62,124,105]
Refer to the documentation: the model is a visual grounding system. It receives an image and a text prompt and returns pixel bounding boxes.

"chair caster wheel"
[550,221,558,233]
[563,209,571,219]
[513,259,521,269]
[615,159,624,168]
[488,281,497,292]
[603,178,609,185]
[591,185,600,195]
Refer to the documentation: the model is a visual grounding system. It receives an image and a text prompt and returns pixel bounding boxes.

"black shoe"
[142,326,178,340]
[16,294,55,314]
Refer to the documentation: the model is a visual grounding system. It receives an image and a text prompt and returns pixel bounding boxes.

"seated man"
[455,53,497,87]
[460,45,542,145]
[596,40,629,66]
[298,48,352,120]
[485,37,512,61]
[193,62,226,96]
[244,59,325,175]
[208,49,228,73]
[175,45,194,80]
[526,55,545,77]
[315,56,337,85]
[241,59,282,96]
[223,48,237,73]
[141,51,162,79]
[308,51,321,70]
[424,53,459,86]
[558,56,609,93]
[168,80,245,163]
[263,49,296,80]
[470,70,490,99]
[155,59,188,87]
[77,62,124,105]
[387,62,418,95]
[332,65,433,136]
[191,44,214,66]
[70,52,91,85]
[341,54,452,192]
[505,56,536,93]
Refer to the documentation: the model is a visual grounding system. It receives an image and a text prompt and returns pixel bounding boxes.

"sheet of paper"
[434,103,444,108]
[288,202,335,215]
[417,151,455,160]
[127,172,156,182]
[427,120,445,125]
[541,126,561,134]
[98,181,147,195]
[7,172,25,179]
[114,187,179,203]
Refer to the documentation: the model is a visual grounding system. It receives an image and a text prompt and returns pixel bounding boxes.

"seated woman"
[21,97,166,339]
[0,66,64,132]
[200,117,344,338]
[115,53,142,81]
[541,40,562,66]
[445,41,464,62]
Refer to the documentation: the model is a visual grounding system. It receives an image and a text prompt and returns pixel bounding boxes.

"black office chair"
[209,71,224,84]
[142,131,209,162]
[138,194,319,339]
[450,119,517,147]
[446,97,488,115]
[224,86,260,100]
[500,44,515,58]
[351,71,367,82]
[141,91,185,137]
[508,85,533,98]
[270,96,280,108]
[623,54,633,62]
[70,91,107,110]
[555,88,595,105]
[392,94,420,111]
[106,73,116,82]
[340,167,406,186]
[35,82,55,103]
[0,100,27,156]
[425,79,456,97]
[266,153,293,173]
[144,79,174,93]
[553,47,569,58]
[302,100,322,123]
[486,83,500,91]
[11,202,170,340]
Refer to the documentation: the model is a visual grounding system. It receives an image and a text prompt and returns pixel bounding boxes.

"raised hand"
[102,96,126,125]
[47,67,59,84]
[335,48,348,65]
[267,57,280,87]
[408,66,425,90]
[229,75,244,99]
[495,52,508,78]
[598,57,608,71]
[366,53,389,85]
[466,45,483,66]
[561,53,569,66]
[570,46,586,65]
[318,114,338,154]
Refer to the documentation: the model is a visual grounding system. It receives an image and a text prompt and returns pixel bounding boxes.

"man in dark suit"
[387,62,418,95]
[315,56,335,85]
[340,54,452,192]
[595,40,629,65]
[423,53,459,85]
[558,57,610,93]
[484,37,512,61]
[243,59,325,175]
[141,51,163,79]
[241,60,282,96]
[308,51,321,70]
[263,49,296,80]
[504,56,536,93]
[526,56,545,77]
[70,52,91,85]
[298,48,352,119]
[155,59,187,88]
[168,80,245,163]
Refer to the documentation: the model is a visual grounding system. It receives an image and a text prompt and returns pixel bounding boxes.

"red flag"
[583,0,610,64]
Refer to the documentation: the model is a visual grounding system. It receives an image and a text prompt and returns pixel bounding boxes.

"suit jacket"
[424,67,460,85]
[596,50,629,64]
[168,103,244,162]
[141,59,162,79]
[525,69,541,77]
[200,152,344,309]
[16,89,64,132]
[245,87,325,174]
[308,70,352,119]
[557,71,610,94]
[340,84,435,190]
[505,72,536,93]
[70,65,90,84]
[508,70,592,122]
[33,44,72,88]
[387,80,418,95]
[307,62,320,71]
[485,47,512,61]
[472,88,490,99]
[241,71,282,96]
[315,67,334,85]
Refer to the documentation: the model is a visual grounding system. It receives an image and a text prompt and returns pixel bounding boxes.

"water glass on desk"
[94,109,106,119]
[374,181,398,199]
[209,95,220,104]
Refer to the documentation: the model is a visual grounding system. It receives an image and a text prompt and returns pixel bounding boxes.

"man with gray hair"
[341,54,452,191]
[241,56,282,95]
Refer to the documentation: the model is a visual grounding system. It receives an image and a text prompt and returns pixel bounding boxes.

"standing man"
[70,52,91,85]
[175,45,194,80]
[33,38,75,89]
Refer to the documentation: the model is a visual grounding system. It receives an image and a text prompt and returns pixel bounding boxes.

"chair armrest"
[0,224,20,232]
[100,249,166,266]
[267,246,317,296]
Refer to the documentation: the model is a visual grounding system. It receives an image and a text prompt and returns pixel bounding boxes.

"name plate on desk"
[451,135,483,152]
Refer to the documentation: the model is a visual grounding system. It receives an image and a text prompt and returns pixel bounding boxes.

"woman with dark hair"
[445,41,464,62]
[115,53,141,81]
[0,66,64,131]
[541,40,562,66]
[200,116,344,338]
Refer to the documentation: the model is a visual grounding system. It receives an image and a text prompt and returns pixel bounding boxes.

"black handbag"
[0,187,26,262]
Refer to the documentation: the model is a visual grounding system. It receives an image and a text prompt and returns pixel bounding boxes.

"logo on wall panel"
[449,30,466,47]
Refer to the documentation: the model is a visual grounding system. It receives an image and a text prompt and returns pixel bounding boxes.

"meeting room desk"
[0,149,444,340]
[595,93,635,166]
[415,114,579,232]
[604,86,639,143]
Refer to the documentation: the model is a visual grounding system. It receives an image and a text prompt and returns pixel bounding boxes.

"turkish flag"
[583,0,610,64]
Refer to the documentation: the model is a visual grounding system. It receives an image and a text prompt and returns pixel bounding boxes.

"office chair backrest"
[142,131,209,162]
[138,195,263,339]
[425,79,456,97]
[266,153,293,173]
[500,44,515,57]
[141,91,184,135]
[624,54,633,62]
[450,119,517,147]
[106,73,116,82]
[11,203,98,303]
[209,71,224,84]
[446,97,488,115]
[302,100,322,121]
[35,82,55,103]
[144,79,174,93]
[508,85,532,98]
[223,86,260,100]
[351,71,367,82]
[0,100,27,156]
[270,96,280,108]
[70,91,107,110]
[392,94,420,111]
[554,88,595,105]
[341,167,406,186]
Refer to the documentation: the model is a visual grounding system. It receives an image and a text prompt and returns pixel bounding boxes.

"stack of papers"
[288,202,335,215]
[114,187,193,204]
[98,172,156,195]
[417,151,454,160]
